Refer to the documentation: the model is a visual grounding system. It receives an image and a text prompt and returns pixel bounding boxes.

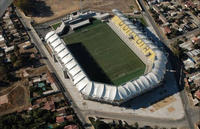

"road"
[15,4,200,129]
[15,9,89,128]
[138,0,167,45]
[139,0,200,129]
[170,28,200,43]
[0,0,13,17]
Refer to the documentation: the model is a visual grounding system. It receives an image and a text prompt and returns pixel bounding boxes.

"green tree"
[134,122,139,129]
[10,53,17,64]
[14,0,32,14]
[94,119,110,129]
[13,58,23,68]
[0,65,8,81]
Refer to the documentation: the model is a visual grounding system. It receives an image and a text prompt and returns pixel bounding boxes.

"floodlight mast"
[80,0,82,12]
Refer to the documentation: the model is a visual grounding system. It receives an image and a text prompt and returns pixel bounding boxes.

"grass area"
[128,16,148,27]
[51,22,62,30]
[63,20,145,85]
[137,17,148,27]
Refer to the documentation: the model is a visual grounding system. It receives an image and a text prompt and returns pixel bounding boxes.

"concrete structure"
[45,9,167,105]
[94,13,110,20]
[70,19,90,30]
[55,21,66,35]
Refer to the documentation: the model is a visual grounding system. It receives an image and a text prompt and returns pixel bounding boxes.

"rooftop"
[56,116,65,123]
[0,94,8,105]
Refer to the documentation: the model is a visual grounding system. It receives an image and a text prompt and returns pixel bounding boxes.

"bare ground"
[31,0,138,24]
[0,82,30,116]
[0,65,48,116]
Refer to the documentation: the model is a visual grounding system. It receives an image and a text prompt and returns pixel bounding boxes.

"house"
[65,115,74,122]
[159,15,167,24]
[184,78,190,87]
[42,100,55,111]
[0,35,6,48]
[56,116,65,123]
[188,72,200,82]
[0,94,9,105]
[183,58,195,70]
[31,104,40,109]
[185,1,195,8]
[179,41,193,51]
[163,26,171,34]
[47,72,55,84]
[192,36,200,44]
[187,49,200,63]
[170,12,177,17]
[64,125,79,129]
[152,5,160,13]
[56,107,66,116]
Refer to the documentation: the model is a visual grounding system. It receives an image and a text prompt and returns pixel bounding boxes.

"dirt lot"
[31,0,138,23]
[0,64,48,116]
[0,83,30,116]
[26,65,49,76]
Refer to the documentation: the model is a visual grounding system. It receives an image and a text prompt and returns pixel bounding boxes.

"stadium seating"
[111,16,155,62]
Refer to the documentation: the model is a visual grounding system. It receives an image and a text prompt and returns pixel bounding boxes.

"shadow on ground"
[25,0,53,17]
[67,43,113,85]
[120,25,184,109]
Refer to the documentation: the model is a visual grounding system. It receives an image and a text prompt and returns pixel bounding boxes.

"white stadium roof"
[45,9,167,104]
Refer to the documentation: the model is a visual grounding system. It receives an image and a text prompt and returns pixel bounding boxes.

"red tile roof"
[164,26,171,34]
[47,72,55,84]
[65,115,74,121]
[56,116,65,123]
[185,1,195,8]
[0,94,8,105]
[56,107,66,115]
[64,125,79,129]
[42,100,55,111]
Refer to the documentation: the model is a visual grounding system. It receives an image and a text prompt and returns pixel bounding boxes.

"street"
[0,0,13,17]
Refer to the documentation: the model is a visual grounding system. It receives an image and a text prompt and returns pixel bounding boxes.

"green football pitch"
[62,20,145,85]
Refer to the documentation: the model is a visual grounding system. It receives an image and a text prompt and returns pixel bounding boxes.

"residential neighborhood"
[148,0,200,39]
[0,5,83,129]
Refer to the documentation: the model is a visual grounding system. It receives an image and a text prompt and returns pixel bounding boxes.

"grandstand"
[45,9,167,105]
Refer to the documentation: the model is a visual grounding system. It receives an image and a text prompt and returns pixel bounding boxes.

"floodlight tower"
[80,0,82,12]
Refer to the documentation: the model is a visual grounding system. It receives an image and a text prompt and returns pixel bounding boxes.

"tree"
[134,122,139,129]
[10,53,17,64]
[13,58,23,68]
[14,44,20,56]
[194,44,200,49]
[168,18,175,23]
[14,0,32,14]
[94,119,110,129]
[0,65,8,81]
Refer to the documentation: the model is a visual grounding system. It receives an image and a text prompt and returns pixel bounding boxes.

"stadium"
[45,9,167,105]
